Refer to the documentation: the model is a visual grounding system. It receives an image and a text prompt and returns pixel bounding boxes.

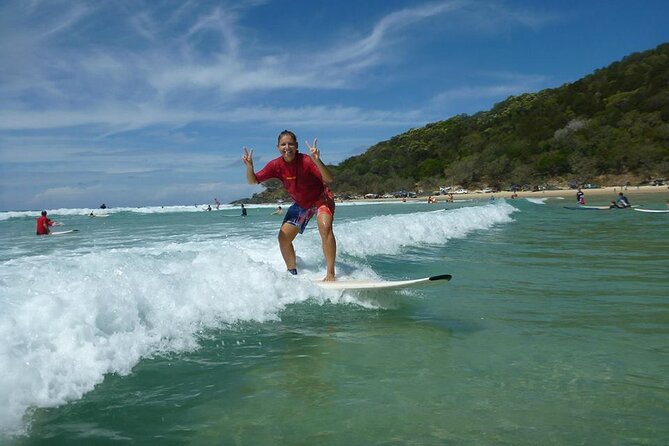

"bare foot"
[322,274,335,282]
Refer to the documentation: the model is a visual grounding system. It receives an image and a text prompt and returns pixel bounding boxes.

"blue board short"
[283,204,317,234]
[282,190,335,234]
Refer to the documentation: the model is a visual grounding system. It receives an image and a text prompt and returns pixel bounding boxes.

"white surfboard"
[563,205,611,211]
[51,229,79,235]
[564,205,637,211]
[315,274,452,291]
[634,208,669,213]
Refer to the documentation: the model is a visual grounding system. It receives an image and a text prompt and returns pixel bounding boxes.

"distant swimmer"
[576,188,585,205]
[271,206,284,215]
[100,203,107,209]
[214,198,221,210]
[242,129,336,281]
[617,192,631,208]
[36,210,58,235]
[241,204,247,216]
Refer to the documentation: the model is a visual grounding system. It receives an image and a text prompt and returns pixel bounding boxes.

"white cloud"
[433,84,527,102]
[0,1,554,134]
[0,104,423,133]
[430,72,549,106]
[38,3,91,38]
[32,186,85,202]
[195,182,226,193]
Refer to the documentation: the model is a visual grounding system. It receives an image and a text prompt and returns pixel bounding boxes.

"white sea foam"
[337,202,516,257]
[0,204,245,220]
[0,201,516,434]
[0,200,409,221]
[0,242,317,434]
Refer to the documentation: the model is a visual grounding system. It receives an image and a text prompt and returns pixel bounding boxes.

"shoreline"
[350,185,669,205]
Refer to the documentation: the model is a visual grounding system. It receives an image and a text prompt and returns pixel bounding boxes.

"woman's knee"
[279,224,298,242]
[317,222,333,237]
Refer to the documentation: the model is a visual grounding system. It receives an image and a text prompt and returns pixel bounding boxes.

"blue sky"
[1,0,667,210]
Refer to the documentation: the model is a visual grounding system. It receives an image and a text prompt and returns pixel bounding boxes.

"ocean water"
[1,197,668,445]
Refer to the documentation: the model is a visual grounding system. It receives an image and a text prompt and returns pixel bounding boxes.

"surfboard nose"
[428,274,452,281]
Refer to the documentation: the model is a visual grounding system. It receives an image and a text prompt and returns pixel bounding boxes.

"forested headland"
[242,43,669,203]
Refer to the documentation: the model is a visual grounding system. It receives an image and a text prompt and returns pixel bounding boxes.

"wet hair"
[41,210,47,216]
[277,129,298,148]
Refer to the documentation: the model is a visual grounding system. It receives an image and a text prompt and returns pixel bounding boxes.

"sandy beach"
[419,185,669,204]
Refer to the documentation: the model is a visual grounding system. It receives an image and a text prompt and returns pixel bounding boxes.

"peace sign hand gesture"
[242,146,254,167]
[305,137,333,183]
[305,138,320,161]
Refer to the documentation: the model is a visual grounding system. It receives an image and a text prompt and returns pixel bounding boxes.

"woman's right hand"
[242,147,254,166]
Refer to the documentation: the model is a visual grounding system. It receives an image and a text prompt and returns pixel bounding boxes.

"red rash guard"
[36,215,53,235]
[254,153,326,209]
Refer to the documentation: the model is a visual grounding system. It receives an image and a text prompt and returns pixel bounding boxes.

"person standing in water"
[242,130,337,281]
[36,210,57,235]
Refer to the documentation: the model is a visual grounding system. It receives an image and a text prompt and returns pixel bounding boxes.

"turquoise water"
[1,197,668,445]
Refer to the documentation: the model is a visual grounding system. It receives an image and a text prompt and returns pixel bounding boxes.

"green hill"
[240,43,669,203]
[331,42,669,195]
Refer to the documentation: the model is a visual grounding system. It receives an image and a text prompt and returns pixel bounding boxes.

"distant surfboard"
[563,205,636,211]
[563,205,611,211]
[315,274,452,291]
[50,229,79,235]
[634,208,669,213]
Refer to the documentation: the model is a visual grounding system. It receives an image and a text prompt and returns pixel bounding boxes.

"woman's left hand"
[305,138,319,161]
